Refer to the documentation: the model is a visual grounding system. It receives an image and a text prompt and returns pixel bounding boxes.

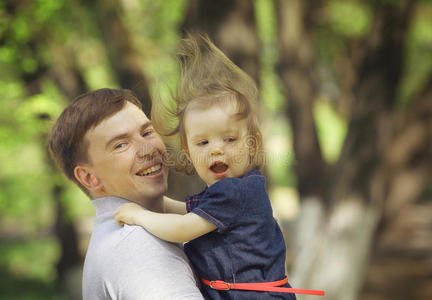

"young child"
[114,35,324,299]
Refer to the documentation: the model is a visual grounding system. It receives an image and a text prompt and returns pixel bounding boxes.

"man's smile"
[136,162,163,177]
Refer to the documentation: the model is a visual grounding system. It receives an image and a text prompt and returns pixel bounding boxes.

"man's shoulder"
[87,223,186,260]
[83,223,204,300]
[85,222,198,277]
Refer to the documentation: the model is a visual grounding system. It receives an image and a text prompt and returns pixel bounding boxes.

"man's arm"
[163,196,187,214]
[114,203,216,243]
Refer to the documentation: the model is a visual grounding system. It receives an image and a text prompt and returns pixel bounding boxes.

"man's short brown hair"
[49,88,142,195]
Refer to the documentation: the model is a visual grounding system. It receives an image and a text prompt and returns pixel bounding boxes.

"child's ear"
[74,165,103,191]
[249,144,257,156]
[180,147,196,175]
[181,147,191,161]
[247,134,260,166]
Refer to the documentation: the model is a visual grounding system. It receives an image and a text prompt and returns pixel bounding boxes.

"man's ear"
[74,165,103,191]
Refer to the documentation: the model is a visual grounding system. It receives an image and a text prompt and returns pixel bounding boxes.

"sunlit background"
[1,0,431,299]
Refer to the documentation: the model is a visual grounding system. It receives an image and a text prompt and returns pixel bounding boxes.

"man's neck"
[140,196,164,213]
[125,194,165,213]
[91,192,164,213]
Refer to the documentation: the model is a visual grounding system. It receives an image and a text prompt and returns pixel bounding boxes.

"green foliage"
[255,0,285,112]
[315,0,372,62]
[0,82,57,232]
[33,0,64,23]
[255,0,294,186]
[398,7,432,106]
[263,116,297,187]
[0,239,63,300]
[61,183,94,221]
[328,1,371,37]
[129,0,189,97]
[314,99,347,163]
[0,238,60,283]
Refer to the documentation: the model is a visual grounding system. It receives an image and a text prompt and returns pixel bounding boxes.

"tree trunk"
[48,43,89,100]
[276,0,425,299]
[276,0,326,199]
[89,0,153,116]
[360,73,432,299]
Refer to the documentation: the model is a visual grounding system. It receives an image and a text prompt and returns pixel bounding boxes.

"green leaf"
[329,1,371,37]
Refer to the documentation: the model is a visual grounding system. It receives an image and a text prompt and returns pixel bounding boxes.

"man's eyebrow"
[105,133,130,149]
[105,121,152,149]
[139,121,153,131]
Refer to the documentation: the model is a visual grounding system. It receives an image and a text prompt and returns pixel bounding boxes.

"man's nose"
[136,142,154,160]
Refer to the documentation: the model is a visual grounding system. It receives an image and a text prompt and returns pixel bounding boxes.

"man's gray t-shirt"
[82,196,203,300]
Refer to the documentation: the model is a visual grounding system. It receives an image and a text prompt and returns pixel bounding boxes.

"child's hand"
[114,203,144,226]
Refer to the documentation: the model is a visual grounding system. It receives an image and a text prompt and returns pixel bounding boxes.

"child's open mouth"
[210,161,229,176]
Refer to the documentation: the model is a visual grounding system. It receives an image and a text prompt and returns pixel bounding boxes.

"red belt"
[201,276,325,296]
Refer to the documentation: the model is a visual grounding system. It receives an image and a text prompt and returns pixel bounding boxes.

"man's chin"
[138,179,167,200]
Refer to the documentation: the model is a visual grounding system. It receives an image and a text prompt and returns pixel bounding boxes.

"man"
[49,88,203,299]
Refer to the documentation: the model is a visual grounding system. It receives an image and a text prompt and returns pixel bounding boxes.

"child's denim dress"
[185,169,297,300]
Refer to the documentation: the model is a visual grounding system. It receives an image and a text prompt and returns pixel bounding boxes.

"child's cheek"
[230,149,248,166]
[194,151,208,167]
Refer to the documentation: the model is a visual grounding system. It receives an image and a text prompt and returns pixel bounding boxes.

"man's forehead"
[86,102,149,142]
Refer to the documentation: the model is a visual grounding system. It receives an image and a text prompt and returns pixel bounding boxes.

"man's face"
[84,102,168,204]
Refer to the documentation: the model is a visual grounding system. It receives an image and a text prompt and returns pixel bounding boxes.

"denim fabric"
[185,169,296,299]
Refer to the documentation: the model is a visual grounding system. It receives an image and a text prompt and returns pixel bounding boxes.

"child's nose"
[210,143,224,156]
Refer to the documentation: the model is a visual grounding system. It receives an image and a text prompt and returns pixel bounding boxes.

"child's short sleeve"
[190,179,243,233]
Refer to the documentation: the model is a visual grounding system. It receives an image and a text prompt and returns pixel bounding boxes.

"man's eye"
[197,140,208,146]
[142,130,154,137]
[114,143,127,149]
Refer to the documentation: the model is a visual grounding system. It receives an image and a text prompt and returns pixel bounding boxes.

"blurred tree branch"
[181,0,261,85]
[276,0,326,199]
[85,0,153,115]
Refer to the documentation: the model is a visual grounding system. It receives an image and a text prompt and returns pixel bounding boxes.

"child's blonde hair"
[152,34,263,174]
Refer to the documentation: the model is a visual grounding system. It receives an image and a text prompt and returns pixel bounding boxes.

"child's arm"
[163,196,187,215]
[114,203,216,243]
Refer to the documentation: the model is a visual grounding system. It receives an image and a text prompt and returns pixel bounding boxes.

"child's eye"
[225,137,236,143]
[197,140,208,146]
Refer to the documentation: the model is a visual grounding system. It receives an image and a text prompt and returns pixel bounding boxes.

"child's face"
[184,102,254,186]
